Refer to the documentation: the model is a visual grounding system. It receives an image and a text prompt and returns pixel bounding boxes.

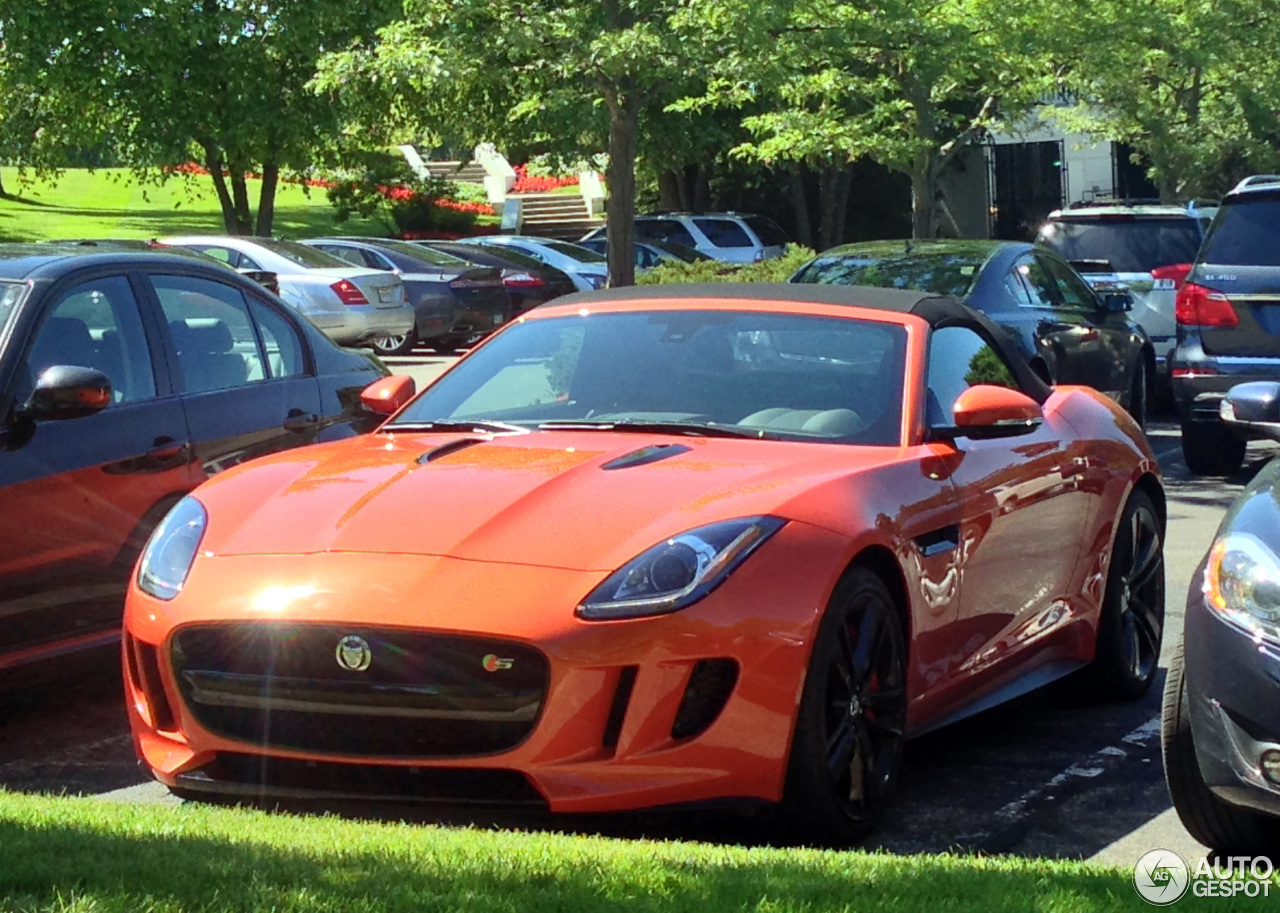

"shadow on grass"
[0,804,1157,913]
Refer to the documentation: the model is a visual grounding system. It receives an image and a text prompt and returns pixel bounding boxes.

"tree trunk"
[833,167,852,247]
[201,142,239,234]
[910,158,938,239]
[229,168,253,235]
[256,161,279,236]
[691,164,710,213]
[789,165,812,248]
[0,166,7,199]
[677,164,694,211]
[604,92,639,288]
[658,170,682,212]
[818,163,847,250]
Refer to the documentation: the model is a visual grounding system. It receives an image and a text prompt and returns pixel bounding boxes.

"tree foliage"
[1,1,398,234]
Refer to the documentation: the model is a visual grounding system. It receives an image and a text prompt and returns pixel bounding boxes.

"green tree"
[2,1,398,235]
[315,0,698,286]
[1053,0,1280,200]
[675,0,1055,239]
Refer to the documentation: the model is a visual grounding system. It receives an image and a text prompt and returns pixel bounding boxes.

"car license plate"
[377,287,393,303]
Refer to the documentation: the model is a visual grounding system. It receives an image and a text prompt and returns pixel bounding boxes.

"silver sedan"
[162,236,416,347]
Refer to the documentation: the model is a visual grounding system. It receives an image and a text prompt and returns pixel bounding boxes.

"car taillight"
[503,272,546,288]
[1172,367,1220,377]
[1175,282,1239,327]
[331,280,368,305]
[1151,262,1193,289]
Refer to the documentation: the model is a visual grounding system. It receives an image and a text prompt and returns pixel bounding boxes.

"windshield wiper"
[384,419,529,434]
[536,420,768,439]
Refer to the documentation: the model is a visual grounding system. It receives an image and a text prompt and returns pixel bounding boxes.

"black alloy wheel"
[784,567,908,843]
[369,331,417,357]
[1079,489,1165,700]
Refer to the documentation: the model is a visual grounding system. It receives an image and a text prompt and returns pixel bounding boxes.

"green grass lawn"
[0,168,495,242]
[0,790,1250,913]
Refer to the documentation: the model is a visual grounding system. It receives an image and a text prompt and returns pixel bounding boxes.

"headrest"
[172,320,234,354]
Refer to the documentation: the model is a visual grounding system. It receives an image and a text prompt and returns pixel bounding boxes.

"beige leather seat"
[737,407,861,437]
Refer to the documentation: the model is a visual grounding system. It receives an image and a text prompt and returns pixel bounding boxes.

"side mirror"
[360,374,416,416]
[1221,382,1280,441]
[1101,290,1133,312]
[23,365,113,421]
[935,385,1044,441]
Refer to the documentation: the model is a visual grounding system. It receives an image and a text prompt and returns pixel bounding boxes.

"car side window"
[194,247,262,272]
[151,275,268,394]
[645,220,698,248]
[1042,256,1098,311]
[693,218,752,248]
[23,276,157,405]
[1002,268,1036,307]
[248,300,306,379]
[926,326,1020,427]
[360,249,395,271]
[318,245,365,268]
[1013,255,1058,308]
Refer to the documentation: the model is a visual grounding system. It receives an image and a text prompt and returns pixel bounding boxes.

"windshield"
[468,243,544,269]
[1198,195,1280,266]
[540,240,606,263]
[793,253,984,298]
[255,239,350,269]
[390,310,906,445]
[1037,218,1204,273]
[0,280,29,334]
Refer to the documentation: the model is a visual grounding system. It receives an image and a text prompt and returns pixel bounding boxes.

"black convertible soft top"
[554,283,1052,403]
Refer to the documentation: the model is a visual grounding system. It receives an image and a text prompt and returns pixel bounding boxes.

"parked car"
[413,240,578,314]
[458,236,608,292]
[124,283,1164,843]
[582,213,789,263]
[791,240,1154,427]
[301,237,510,357]
[577,237,713,269]
[1163,380,1280,853]
[1168,176,1280,475]
[1037,201,1214,386]
[0,244,388,676]
[163,236,415,349]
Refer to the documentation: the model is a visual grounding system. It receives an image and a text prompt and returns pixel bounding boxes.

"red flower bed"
[511,163,579,193]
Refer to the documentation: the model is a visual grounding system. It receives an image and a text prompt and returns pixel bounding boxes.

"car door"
[0,271,193,658]
[925,326,1093,705]
[144,271,324,479]
[1041,253,1136,401]
[1011,253,1111,390]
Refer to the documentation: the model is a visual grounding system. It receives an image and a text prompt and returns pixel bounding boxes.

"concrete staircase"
[516,192,604,240]
[423,160,488,184]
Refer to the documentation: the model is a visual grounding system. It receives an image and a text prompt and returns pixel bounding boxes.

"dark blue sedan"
[791,240,1154,427]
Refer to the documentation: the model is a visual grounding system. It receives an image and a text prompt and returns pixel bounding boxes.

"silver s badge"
[335,635,372,672]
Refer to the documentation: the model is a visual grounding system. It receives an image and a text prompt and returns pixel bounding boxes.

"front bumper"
[122,525,847,813]
[1185,566,1280,819]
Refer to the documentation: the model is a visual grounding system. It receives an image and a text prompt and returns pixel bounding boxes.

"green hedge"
[638,245,817,285]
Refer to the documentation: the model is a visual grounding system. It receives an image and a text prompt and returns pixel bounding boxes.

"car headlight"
[1205,533,1280,645]
[577,517,785,621]
[137,496,208,600]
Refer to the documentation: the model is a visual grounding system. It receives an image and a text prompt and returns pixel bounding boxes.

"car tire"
[369,331,417,357]
[782,566,907,845]
[1077,489,1164,701]
[1162,636,1280,853]
[1181,419,1245,476]
[1127,362,1147,431]
[432,338,459,355]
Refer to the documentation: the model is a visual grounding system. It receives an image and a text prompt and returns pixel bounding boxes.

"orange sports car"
[122,284,1165,842]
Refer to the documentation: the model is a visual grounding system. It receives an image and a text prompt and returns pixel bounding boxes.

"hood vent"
[601,443,692,471]
[418,438,487,464]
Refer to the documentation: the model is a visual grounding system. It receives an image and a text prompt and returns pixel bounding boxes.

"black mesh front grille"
[171,624,549,758]
[176,753,547,807]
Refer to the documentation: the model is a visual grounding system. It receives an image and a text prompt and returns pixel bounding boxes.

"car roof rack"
[1229,174,1280,195]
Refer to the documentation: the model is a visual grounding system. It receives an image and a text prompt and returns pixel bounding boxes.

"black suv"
[1171,175,1280,475]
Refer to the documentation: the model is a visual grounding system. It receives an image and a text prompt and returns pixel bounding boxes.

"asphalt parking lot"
[0,354,1263,864]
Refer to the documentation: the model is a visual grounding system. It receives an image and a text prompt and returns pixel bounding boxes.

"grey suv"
[1037,201,1213,389]
[1170,175,1280,475]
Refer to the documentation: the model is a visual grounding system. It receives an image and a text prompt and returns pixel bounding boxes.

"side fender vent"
[671,659,738,741]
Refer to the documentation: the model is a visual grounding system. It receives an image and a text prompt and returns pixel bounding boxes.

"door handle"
[282,410,320,432]
[147,436,189,460]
